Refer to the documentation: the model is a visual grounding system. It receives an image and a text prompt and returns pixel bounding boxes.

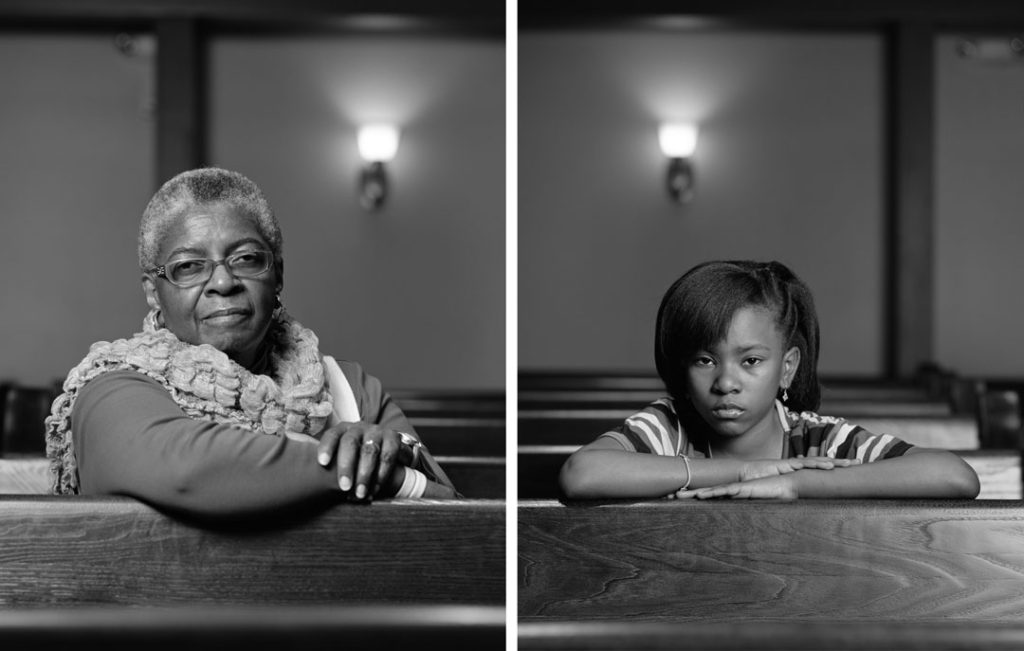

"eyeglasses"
[149,250,274,288]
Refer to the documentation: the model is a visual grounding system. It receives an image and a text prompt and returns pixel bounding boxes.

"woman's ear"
[142,274,160,312]
[782,346,801,388]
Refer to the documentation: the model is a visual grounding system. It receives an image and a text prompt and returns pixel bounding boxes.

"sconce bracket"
[667,157,695,204]
[360,161,388,212]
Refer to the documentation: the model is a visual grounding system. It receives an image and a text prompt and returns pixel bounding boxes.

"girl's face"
[685,305,800,444]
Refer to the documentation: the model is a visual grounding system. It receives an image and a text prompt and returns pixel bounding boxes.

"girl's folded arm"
[559,437,744,499]
[788,447,980,499]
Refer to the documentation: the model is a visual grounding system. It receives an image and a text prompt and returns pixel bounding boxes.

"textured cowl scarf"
[45,308,334,495]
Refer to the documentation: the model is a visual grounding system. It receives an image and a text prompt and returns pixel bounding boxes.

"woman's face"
[142,202,282,369]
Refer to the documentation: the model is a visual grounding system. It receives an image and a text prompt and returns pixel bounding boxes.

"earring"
[782,388,789,403]
[273,294,285,320]
[144,307,165,331]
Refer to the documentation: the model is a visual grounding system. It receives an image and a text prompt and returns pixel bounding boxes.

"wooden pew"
[520,619,1024,650]
[517,446,1022,500]
[520,371,938,400]
[411,415,506,457]
[0,496,504,607]
[519,390,953,417]
[518,410,980,450]
[0,455,506,499]
[391,389,504,419]
[0,604,504,651]
[519,499,1024,621]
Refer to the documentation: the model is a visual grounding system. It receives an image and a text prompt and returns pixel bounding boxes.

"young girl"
[559,260,980,500]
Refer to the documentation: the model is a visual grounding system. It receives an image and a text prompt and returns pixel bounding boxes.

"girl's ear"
[782,346,801,388]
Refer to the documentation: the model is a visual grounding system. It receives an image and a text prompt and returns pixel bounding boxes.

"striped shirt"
[598,398,914,462]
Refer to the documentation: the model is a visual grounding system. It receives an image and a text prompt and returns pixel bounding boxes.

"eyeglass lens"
[165,251,272,285]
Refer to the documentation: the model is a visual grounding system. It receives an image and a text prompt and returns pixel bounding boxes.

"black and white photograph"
[517,3,1024,650]
[0,1,505,648]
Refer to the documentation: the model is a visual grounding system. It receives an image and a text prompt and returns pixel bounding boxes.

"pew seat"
[519,499,1024,622]
[0,455,506,498]
[517,446,1022,500]
[0,496,504,606]
[518,410,979,450]
[0,604,504,650]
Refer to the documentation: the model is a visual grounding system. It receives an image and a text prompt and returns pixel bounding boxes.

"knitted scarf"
[45,308,334,495]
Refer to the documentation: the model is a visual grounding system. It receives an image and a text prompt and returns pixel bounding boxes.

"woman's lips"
[203,308,250,324]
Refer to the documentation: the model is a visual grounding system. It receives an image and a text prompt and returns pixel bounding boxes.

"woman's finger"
[336,428,363,494]
[316,424,344,467]
[354,434,382,500]
[373,431,401,496]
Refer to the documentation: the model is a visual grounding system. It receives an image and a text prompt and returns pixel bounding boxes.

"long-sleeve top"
[71,360,415,517]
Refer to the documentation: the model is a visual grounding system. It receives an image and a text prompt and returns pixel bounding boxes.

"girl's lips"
[711,406,744,419]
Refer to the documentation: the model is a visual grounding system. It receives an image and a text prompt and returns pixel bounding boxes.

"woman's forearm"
[789,449,980,499]
[559,449,744,498]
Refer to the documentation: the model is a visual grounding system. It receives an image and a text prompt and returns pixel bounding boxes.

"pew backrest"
[0,496,504,606]
[519,499,1024,621]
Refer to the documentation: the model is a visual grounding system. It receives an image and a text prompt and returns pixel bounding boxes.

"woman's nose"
[204,261,240,293]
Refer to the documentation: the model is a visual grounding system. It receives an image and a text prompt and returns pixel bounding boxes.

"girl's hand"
[316,421,402,502]
[675,475,800,500]
[739,456,859,481]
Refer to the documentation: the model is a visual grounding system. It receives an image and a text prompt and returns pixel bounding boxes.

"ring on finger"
[362,439,381,453]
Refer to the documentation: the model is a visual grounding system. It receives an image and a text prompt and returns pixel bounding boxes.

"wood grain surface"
[519,499,1024,621]
[0,496,504,606]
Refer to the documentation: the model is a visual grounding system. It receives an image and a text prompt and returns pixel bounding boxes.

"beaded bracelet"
[680,455,692,491]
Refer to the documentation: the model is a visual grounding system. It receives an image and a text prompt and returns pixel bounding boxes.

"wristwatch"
[397,431,423,466]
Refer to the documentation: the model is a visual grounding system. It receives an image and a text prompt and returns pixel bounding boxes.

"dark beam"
[519,1,1024,30]
[155,18,204,188]
[885,22,935,377]
[0,0,504,34]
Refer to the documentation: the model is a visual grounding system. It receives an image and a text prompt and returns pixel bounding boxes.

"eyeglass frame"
[147,249,276,288]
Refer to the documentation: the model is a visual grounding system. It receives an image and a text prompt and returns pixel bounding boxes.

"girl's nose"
[713,365,741,393]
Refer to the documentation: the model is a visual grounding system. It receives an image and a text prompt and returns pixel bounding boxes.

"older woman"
[45,167,456,516]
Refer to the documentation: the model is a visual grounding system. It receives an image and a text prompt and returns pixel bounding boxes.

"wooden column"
[156,18,205,187]
[885,21,935,378]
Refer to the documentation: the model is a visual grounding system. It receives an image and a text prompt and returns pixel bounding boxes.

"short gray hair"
[138,167,283,270]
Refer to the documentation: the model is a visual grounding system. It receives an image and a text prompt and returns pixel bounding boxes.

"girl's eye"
[744,357,763,366]
[693,356,715,367]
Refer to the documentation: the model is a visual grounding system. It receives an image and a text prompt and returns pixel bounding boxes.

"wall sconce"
[659,123,698,204]
[357,124,400,211]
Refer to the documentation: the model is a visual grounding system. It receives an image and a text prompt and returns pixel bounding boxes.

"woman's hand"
[675,475,800,500]
[738,456,859,482]
[316,422,403,501]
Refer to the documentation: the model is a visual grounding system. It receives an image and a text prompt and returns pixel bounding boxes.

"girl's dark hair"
[655,260,821,414]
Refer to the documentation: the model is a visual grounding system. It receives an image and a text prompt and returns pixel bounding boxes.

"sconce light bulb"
[659,123,698,158]
[358,124,400,162]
